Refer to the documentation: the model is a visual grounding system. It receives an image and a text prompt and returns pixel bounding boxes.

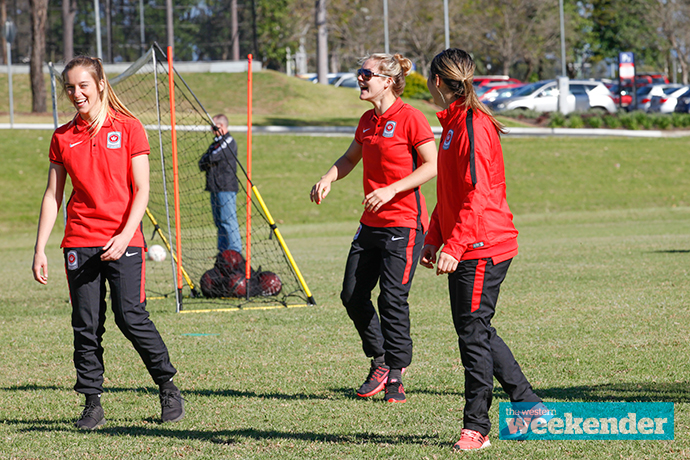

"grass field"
[2,127,690,459]
[0,70,531,129]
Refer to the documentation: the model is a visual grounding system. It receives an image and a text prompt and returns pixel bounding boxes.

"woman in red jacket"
[420,48,544,451]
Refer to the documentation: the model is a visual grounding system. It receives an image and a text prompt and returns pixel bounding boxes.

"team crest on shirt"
[442,129,454,150]
[106,131,122,149]
[67,250,78,270]
[382,121,397,138]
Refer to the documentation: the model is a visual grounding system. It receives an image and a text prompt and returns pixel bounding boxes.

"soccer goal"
[49,45,316,312]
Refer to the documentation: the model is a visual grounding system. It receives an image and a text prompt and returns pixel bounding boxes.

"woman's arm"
[310,139,363,204]
[32,163,67,284]
[101,154,150,261]
[362,139,437,213]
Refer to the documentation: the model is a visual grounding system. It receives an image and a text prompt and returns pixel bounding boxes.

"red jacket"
[425,99,518,263]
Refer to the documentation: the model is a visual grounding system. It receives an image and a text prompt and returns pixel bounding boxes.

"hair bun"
[394,54,413,76]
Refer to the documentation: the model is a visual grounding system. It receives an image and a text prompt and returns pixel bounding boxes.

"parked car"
[633,74,669,85]
[607,83,635,108]
[629,84,683,111]
[333,73,359,89]
[473,75,522,88]
[673,88,690,113]
[477,83,524,103]
[490,79,617,114]
[647,86,689,113]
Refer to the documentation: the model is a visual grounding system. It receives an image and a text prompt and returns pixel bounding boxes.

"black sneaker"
[74,402,106,430]
[383,378,406,403]
[160,388,185,423]
[357,361,390,397]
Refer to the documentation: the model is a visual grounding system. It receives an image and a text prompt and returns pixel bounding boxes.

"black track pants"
[64,247,177,395]
[448,257,541,436]
[340,224,424,369]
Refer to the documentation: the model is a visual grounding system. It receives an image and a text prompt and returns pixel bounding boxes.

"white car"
[491,79,617,114]
[630,84,682,112]
[647,86,689,113]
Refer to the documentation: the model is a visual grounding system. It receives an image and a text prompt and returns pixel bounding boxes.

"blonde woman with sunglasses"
[311,53,437,403]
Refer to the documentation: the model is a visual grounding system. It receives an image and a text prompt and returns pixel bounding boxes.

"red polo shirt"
[49,112,150,248]
[355,97,435,232]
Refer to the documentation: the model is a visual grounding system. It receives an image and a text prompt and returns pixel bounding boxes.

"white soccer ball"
[148,244,167,262]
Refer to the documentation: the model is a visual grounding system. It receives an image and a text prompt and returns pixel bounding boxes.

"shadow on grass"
[530,382,690,403]
[6,382,690,404]
[11,421,440,446]
[650,249,690,254]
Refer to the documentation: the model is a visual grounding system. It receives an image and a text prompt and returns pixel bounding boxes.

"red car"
[473,75,522,88]
[608,83,634,107]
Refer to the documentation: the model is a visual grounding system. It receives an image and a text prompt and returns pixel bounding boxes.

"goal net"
[50,45,315,312]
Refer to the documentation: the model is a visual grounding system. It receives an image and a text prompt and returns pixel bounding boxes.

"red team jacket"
[425,99,518,264]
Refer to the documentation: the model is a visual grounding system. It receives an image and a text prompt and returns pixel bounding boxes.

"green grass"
[0,70,524,129]
[3,130,690,458]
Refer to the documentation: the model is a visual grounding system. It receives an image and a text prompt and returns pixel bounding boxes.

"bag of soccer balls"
[199,249,282,299]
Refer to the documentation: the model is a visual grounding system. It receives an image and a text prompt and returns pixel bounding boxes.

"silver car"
[490,79,617,114]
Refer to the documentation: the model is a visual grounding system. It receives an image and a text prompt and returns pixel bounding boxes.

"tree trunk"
[105,0,113,63]
[231,0,239,61]
[1,0,7,65]
[62,0,76,62]
[315,0,328,84]
[29,0,48,113]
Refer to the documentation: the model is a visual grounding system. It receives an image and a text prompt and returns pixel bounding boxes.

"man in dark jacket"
[199,114,242,253]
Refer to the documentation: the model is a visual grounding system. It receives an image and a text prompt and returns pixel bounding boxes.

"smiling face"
[64,66,105,122]
[358,59,391,103]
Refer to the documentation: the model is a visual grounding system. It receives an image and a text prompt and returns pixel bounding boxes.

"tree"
[62,0,76,62]
[648,0,690,84]
[29,0,48,113]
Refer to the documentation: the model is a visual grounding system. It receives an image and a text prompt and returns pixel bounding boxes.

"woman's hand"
[310,177,333,205]
[436,252,459,275]
[32,251,49,284]
[363,186,396,213]
[101,233,134,261]
[420,244,438,269]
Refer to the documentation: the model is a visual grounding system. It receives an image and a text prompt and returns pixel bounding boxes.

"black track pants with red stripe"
[64,247,177,395]
[448,257,541,436]
[340,224,424,369]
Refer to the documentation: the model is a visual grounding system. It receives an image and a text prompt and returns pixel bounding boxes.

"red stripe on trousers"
[471,259,487,312]
[402,228,416,285]
[141,252,146,303]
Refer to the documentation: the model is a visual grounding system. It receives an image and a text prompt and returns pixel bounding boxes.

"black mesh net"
[51,46,314,310]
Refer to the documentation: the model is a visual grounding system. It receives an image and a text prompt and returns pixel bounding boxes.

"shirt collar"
[371,97,404,122]
[436,97,466,127]
[72,110,115,133]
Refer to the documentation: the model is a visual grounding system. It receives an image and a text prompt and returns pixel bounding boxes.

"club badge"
[443,130,454,150]
[353,224,362,241]
[106,131,122,149]
[67,250,78,270]
[382,121,397,138]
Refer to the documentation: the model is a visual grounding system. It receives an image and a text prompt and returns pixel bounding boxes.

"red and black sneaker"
[356,361,390,397]
[383,377,406,403]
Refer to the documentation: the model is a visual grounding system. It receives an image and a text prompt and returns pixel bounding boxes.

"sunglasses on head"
[357,68,393,81]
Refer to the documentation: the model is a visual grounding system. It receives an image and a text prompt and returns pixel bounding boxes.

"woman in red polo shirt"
[420,48,544,451]
[32,56,183,430]
[310,53,437,403]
